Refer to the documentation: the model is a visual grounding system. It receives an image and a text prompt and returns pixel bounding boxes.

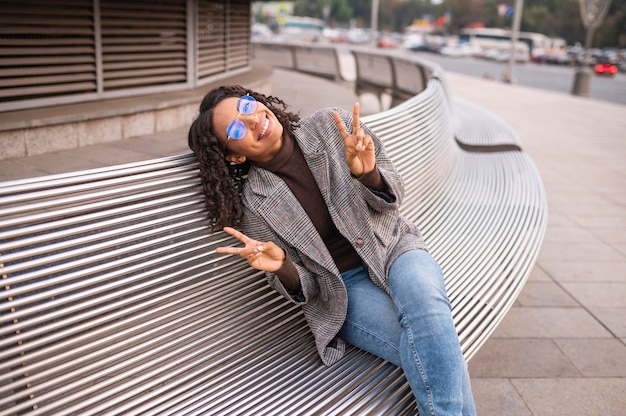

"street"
[406,51,626,106]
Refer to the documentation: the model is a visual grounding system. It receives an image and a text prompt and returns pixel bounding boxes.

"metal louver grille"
[197,1,226,77]
[227,0,250,70]
[0,0,251,110]
[197,0,250,79]
[0,0,96,102]
[100,0,187,90]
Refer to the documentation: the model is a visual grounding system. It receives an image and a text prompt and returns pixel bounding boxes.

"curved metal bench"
[0,59,547,415]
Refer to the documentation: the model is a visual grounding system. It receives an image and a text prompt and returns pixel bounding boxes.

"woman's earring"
[226,154,247,165]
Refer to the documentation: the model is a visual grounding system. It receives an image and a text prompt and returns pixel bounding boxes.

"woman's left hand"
[334,102,376,178]
[216,227,286,273]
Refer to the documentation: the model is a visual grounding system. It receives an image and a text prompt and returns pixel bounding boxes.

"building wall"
[0,0,251,112]
[0,0,264,161]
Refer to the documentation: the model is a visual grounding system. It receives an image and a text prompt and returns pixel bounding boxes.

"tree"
[293,0,353,24]
[292,0,626,46]
[596,0,626,47]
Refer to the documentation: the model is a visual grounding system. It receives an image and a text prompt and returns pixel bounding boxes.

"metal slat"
[0,82,96,99]
[0,64,95,77]
[0,163,197,215]
[0,154,195,196]
[0,73,95,88]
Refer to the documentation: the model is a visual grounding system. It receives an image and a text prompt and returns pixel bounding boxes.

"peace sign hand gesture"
[333,102,376,178]
[216,227,286,273]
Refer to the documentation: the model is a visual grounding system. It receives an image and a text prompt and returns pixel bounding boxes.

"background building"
[0,0,272,160]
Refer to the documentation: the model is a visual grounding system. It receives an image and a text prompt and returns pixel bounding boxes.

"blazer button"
[355,238,365,248]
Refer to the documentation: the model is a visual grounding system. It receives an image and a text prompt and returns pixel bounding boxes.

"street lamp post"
[506,0,524,83]
[571,0,612,97]
[371,0,379,44]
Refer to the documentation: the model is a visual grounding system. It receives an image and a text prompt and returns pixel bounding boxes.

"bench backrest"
[351,48,430,106]
[253,42,344,82]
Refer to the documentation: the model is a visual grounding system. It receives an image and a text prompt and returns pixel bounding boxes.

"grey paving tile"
[591,226,626,245]
[0,158,48,181]
[570,214,626,229]
[606,191,626,206]
[468,339,581,378]
[540,260,626,283]
[272,68,360,117]
[561,283,626,308]
[490,307,612,339]
[554,339,626,377]
[589,307,626,338]
[8,148,108,176]
[546,192,625,216]
[527,266,552,282]
[69,143,153,166]
[511,378,626,416]
[537,241,624,263]
[515,282,579,307]
[470,378,531,416]
[109,128,189,158]
[541,223,604,244]
[545,212,577,227]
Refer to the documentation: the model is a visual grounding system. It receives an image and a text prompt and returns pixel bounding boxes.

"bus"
[280,16,325,42]
[458,27,564,62]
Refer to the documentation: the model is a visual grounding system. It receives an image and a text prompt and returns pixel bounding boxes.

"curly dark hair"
[188,85,300,230]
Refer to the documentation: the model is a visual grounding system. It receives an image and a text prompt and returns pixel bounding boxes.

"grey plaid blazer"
[241,107,426,366]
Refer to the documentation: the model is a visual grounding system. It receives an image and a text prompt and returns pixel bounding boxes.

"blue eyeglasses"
[225,94,258,147]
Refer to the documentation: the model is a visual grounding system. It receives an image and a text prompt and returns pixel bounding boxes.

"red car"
[594,61,618,76]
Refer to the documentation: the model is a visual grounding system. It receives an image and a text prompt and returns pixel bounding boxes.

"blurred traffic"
[251,17,626,79]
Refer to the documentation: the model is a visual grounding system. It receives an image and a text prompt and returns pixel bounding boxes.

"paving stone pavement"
[447,71,626,416]
[1,67,625,416]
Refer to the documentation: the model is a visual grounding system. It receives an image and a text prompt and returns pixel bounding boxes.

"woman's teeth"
[259,119,269,139]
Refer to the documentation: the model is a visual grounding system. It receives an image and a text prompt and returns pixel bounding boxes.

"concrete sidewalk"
[1,68,625,415]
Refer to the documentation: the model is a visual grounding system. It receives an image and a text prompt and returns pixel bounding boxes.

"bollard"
[571,66,591,97]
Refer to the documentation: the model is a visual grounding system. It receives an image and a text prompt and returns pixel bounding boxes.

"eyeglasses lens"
[238,95,257,114]
[226,120,247,140]
[226,95,258,141]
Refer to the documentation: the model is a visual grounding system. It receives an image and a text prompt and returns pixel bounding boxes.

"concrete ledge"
[0,61,273,160]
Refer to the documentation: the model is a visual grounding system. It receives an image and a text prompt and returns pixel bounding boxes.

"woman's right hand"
[216,227,286,273]
[333,102,376,178]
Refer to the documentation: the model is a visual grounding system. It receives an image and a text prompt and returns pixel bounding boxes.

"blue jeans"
[339,250,476,416]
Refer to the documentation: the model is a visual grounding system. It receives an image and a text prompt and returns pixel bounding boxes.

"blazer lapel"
[298,132,366,245]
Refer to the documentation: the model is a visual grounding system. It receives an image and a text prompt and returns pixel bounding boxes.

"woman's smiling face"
[212,96,284,163]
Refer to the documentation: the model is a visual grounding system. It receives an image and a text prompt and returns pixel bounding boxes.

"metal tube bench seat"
[0,61,547,415]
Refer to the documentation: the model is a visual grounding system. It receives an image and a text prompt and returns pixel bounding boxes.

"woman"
[188,85,476,416]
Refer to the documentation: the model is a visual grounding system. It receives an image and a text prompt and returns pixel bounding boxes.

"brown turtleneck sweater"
[252,134,387,291]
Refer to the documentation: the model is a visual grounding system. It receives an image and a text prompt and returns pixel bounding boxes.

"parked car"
[377,35,397,48]
[595,61,618,76]
[439,43,482,58]
[347,28,372,44]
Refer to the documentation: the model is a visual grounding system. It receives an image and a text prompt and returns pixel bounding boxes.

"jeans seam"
[396,304,436,416]
[342,318,401,357]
